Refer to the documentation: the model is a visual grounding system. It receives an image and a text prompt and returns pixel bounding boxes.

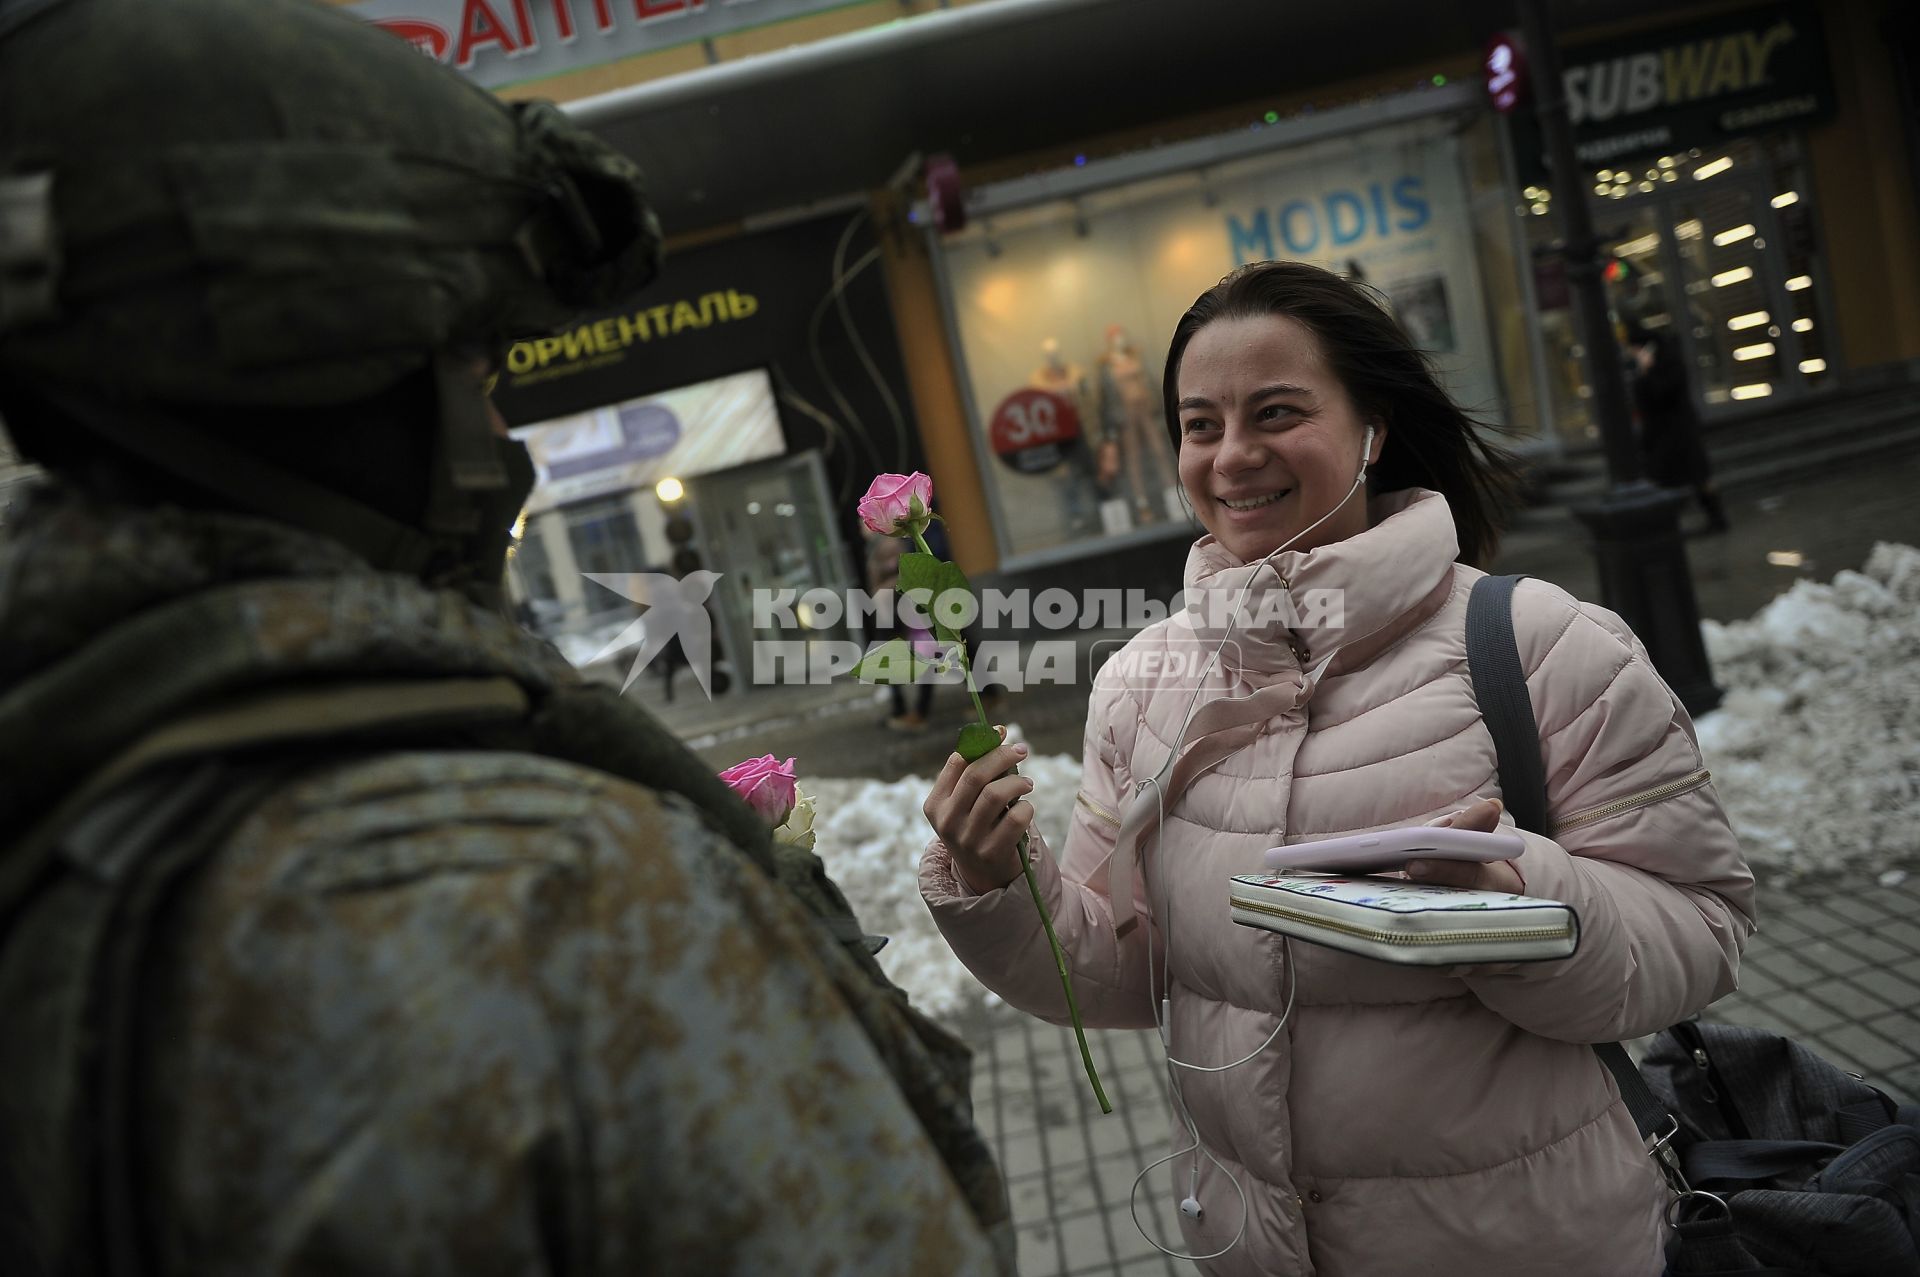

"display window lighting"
[1712,223,1757,246]
[1733,342,1776,361]
[1712,266,1755,287]
[1675,219,1703,239]
[1792,317,1815,332]
[1593,182,1610,196]
[1799,358,1828,374]
[1727,311,1770,330]
[1614,232,1661,257]
[1658,156,1677,169]
[1786,275,1813,291]
[1693,156,1734,180]
[1638,180,1655,193]
[1730,383,1773,400]
[1771,191,1800,208]
[1662,171,1678,182]
[1767,551,1805,567]
[1530,201,1549,215]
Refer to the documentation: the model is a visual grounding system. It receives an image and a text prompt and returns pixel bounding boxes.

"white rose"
[772,786,817,852]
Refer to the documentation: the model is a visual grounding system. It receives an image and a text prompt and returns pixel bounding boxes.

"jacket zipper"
[1077,791,1121,828]
[1232,898,1575,947]
[1552,768,1712,835]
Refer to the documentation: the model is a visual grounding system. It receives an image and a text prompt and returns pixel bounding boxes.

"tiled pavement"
[953,873,1920,1276]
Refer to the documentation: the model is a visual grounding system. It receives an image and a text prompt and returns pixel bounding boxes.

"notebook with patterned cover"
[1228,873,1580,966]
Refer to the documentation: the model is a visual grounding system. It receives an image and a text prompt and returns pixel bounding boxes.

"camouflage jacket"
[0,487,1013,1275]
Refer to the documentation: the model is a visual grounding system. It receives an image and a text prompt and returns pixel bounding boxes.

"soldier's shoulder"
[221,749,708,895]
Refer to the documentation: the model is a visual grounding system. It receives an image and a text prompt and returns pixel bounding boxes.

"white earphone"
[1127,423,1374,1262]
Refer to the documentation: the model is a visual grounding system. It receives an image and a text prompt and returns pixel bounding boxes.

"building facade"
[334,0,1920,660]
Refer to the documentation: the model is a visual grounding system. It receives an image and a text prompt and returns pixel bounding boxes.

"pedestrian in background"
[1625,318,1731,533]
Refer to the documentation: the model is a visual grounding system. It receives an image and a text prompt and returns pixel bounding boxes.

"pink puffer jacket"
[922,489,1754,1277]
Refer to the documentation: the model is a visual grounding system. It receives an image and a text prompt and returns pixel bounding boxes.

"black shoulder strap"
[1464,574,1550,839]
[1465,574,1671,1144]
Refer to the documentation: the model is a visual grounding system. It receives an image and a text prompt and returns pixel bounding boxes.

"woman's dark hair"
[1161,260,1524,566]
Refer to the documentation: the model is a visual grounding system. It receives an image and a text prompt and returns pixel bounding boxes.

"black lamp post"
[1515,0,1722,716]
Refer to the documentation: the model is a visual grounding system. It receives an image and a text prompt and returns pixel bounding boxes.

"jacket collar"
[1178,488,1460,678]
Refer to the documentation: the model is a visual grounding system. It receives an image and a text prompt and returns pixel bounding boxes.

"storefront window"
[565,495,649,583]
[938,113,1507,567]
[1524,134,1834,448]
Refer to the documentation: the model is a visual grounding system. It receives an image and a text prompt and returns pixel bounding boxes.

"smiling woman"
[919,260,1756,1277]
[1160,260,1521,566]
[1172,319,1378,563]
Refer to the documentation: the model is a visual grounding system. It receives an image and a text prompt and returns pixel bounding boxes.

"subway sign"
[1512,1,1833,174]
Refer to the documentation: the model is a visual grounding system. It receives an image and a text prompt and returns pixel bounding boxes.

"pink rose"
[719,754,799,825]
[857,472,934,537]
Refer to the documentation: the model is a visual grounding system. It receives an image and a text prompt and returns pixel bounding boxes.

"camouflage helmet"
[0,0,663,598]
[0,0,662,407]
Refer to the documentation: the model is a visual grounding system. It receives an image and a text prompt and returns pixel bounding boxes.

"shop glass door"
[1668,176,1792,409]
[692,451,856,686]
[1533,137,1836,448]
[1599,204,1683,344]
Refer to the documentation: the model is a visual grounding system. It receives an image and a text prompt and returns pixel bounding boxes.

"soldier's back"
[135,749,1000,1276]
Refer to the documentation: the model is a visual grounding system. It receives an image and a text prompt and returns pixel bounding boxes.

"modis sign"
[347,0,853,89]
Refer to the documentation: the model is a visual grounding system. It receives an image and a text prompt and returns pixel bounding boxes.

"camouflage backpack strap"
[0,758,297,1277]
[0,677,536,1277]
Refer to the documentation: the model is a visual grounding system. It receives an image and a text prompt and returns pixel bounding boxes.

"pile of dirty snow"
[1695,541,1920,881]
[806,731,1082,1021]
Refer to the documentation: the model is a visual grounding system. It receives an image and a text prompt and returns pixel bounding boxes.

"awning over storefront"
[565,0,1674,235]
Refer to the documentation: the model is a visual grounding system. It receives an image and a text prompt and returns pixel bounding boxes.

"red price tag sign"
[988,388,1080,474]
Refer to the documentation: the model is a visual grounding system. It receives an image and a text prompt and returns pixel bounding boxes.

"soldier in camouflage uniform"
[0,0,1012,1272]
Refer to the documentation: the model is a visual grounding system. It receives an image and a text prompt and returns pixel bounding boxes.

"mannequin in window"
[1026,338,1101,538]
[1096,324,1174,524]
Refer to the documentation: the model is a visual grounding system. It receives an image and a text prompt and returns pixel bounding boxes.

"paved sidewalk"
[954,873,1920,1276]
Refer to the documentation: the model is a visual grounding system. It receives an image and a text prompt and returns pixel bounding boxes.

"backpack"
[1467,573,1920,1277]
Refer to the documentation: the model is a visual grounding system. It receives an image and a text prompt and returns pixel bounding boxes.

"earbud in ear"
[1180,1196,1205,1220]
[1359,424,1376,479]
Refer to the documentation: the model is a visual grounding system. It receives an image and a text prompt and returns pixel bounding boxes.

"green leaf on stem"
[956,721,1000,762]
[851,638,931,685]
[898,553,974,646]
